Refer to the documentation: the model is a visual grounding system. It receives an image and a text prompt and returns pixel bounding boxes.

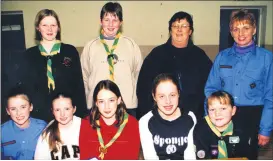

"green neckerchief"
[205,116,233,159]
[99,29,121,81]
[96,113,128,160]
[38,40,61,91]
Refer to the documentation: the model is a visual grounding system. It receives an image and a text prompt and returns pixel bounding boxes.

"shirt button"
[236,83,238,86]
[22,141,25,143]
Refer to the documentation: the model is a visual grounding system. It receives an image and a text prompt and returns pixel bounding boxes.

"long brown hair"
[42,92,75,152]
[89,80,127,128]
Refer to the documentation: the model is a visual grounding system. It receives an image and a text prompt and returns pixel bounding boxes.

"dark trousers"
[232,105,263,160]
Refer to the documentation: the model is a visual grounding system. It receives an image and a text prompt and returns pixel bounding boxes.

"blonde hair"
[207,91,234,109]
[6,87,32,108]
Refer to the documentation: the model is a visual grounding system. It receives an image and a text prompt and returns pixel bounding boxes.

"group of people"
[1,1,272,160]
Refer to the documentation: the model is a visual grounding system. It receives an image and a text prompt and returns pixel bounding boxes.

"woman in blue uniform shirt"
[205,9,272,159]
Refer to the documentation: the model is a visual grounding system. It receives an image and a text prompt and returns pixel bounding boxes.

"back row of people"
[2,1,272,160]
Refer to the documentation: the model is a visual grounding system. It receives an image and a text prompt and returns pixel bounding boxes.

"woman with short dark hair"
[137,11,212,121]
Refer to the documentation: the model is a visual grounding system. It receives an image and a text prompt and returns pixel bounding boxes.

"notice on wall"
[2,25,21,31]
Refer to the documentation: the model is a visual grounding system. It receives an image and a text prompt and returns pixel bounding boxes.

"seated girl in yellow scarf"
[194,91,251,159]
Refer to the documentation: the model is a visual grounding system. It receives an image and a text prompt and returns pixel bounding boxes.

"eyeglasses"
[171,24,190,30]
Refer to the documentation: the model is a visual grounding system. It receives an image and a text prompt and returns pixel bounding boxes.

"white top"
[34,116,81,160]
[80,35,143,109]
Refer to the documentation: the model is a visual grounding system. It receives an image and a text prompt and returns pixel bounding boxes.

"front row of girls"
[2,74,253,160]
[1,87,81,160]
[139,73,251,159]
[1,80,140,160]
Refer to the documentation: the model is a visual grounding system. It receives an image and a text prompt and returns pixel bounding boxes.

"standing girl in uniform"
[79,80,140,160]
[139,73,197,160]
[34,93,81,159]
[24,9,87,122]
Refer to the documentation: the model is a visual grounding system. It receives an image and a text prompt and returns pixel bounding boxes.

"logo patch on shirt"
[220,65,232,68]
[229,136,240,143]
[197,150,205,158]
[62,57,72,67]
[107,53,119,65]
[210,145,218,156]
[250,82,256,89]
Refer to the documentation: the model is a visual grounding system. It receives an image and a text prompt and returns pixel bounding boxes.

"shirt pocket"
[244,69,264,96]
[219,68,233,89]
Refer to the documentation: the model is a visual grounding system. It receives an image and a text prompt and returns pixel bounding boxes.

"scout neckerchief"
[205,116,233,159]
[99,29,121,81]
[96,112,129,160]
[39,40,61,91]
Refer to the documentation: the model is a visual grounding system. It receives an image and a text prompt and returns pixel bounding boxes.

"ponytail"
[42,120,62,152]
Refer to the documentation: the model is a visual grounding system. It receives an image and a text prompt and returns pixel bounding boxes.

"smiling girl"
[23,9,87,122]
[139,73,197,160]
[79,80,140,160]
[194,91,252,159]
[1,87,47,160]
[80,2,143,117]
[34,93,81,160]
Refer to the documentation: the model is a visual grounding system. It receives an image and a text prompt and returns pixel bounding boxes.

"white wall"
[2,1,272,48]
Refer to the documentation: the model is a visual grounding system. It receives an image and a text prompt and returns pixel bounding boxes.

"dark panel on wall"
[1,11,26,51]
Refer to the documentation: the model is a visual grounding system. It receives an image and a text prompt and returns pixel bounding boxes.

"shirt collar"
[12,117,32,133]
[228,44,257,57]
